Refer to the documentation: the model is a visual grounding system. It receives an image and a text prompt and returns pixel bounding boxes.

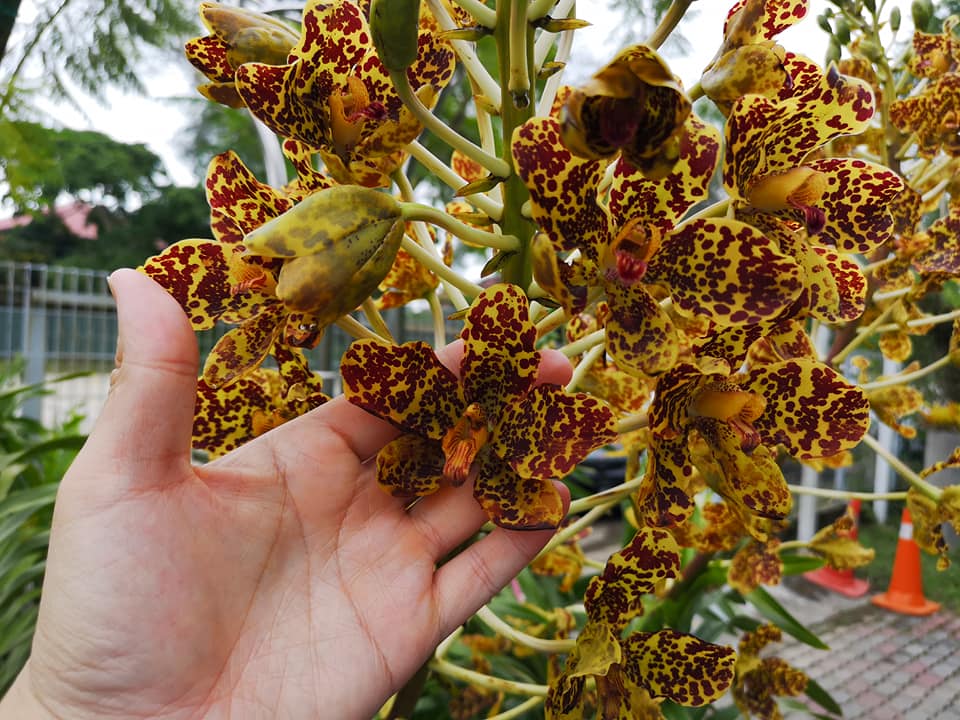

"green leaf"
[746,587,829,650]
[804,678,843,716]
[781,553,826,575]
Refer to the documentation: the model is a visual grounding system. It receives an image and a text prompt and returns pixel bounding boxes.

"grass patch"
[857,520,960,613]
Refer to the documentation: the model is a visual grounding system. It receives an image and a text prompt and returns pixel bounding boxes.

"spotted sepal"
[202,304,285,388]
[648,218,803,325]
[621,629,737,706]
[700,421,793,522]
[341,339,464,440]
[192,371,277,457]
[727,540,783,594]
[913,205,960,276]
[583,526,681,629]
[747,359,870,459]
[139,240,274,330]
[460,284,539,418]
[608,115,721,230]
[206,150,293,241]
[473,450,565,530]
[604,282,678,376]
[808,158,904,255]
[494,383,618,480]
[512,116,611,254]
[377,434,445,496]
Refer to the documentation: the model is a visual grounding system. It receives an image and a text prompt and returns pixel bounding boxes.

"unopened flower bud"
[243,186,404,318]
[911,0,933,31]
[199,2,298,66]
[834,17,851,45]
[889,7,901,32]
[438,26,491,42]
[369,0,421,72]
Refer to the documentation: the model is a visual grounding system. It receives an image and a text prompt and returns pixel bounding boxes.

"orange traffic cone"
[871,508,941,616]
[805,499,870,598]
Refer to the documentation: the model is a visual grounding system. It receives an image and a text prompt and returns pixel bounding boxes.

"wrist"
[0,663,57,720]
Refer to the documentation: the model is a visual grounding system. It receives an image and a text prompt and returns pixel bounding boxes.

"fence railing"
[0,261,456,432]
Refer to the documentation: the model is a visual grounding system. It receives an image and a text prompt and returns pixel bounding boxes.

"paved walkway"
[771,578,960,719]
[581,524,960,718]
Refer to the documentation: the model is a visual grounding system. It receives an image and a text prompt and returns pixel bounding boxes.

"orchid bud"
[911,0,933,31]
[370,0,421,72]
[243,186,404,317]
[889,7,901,32]
[199,2,298,66]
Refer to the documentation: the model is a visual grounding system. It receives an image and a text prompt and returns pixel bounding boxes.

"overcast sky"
[26,0,911,190]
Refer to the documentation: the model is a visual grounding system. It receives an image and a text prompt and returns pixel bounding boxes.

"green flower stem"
[527,0,558,21]
[568,475,644,515]
[871,287,912,302]
[776,539,810,553]
[401,235,483,300]
[685,198,730,222]
[487,697,545,720]
[361,298,395,343]
[428,290,447,346]
[534,306,567,338]
[860,431,942,502]
[406,141,504,220]
[495,0,538,288]
[646,0,694,50]
[535,25,575,117]
[533,0,577,68]
[787,484,908,501]
[400,202,520,251]
[566,343,605,392]
[475,606,575,653]
[335,315,390,342]
[862,354,955,392]
[540,499,619,557]
[508,0,531,105]
[831,300,899,366]
[687,82,704,102]
[861,256,895,275]
[863,307,960,334]
[615,412,649,434]
[447,0,497,27]
[921,177,951,205]
[435,626,464,660]
[391,169,470,311]
[424,0,501,105]
[559,328,606,358]
[428,658,549,697]
[389,69,511,178]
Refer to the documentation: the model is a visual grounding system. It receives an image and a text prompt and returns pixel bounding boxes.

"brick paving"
[581,523,960,718]
[770,578,960,719]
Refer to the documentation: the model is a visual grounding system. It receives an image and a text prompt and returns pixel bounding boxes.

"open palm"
[7,270,568,720]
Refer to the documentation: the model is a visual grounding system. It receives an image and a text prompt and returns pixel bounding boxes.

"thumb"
[78,269,199,488]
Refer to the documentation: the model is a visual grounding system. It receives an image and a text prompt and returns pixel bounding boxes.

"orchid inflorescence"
[141,0,960,716]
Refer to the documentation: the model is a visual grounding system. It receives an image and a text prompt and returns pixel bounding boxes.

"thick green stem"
[787,485,908,501]
[400,235,483,299]
[401,202,520,251]
[475,606,575,653]
[390,69,510,177]
[494,0,537,288]
[559,328,606,358]
[860,432,942,501]
[862,354,955,391]
[428,658,549,696]
[645,0,694,50]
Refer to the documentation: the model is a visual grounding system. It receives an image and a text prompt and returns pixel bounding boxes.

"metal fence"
[0,261,456,432]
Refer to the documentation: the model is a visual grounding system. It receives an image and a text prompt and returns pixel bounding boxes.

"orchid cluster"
[139,0,960,716]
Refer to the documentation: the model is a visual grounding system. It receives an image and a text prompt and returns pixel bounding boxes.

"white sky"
[14,0,913,193]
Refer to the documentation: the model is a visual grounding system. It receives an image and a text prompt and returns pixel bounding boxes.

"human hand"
[1,269,571,719]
